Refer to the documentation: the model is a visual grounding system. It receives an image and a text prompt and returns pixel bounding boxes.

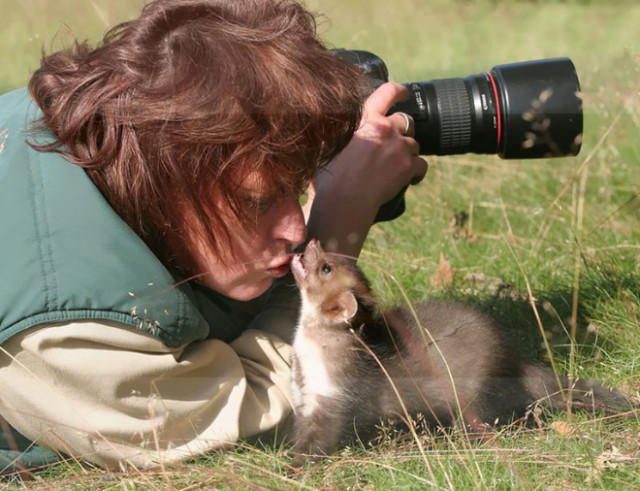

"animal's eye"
[321,263,332,275]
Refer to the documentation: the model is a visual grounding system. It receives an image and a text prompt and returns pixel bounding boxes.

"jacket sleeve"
[0,319,294,470]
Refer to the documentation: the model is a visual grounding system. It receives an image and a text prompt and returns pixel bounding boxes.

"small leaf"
[430,252,454,290]
[550,420,575,436]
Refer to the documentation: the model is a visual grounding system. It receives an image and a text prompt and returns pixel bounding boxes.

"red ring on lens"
[487,71,502,153]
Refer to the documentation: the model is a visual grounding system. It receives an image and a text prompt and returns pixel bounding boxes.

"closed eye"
[243,195,276,213]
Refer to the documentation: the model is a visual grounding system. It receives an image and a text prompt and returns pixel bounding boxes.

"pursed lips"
[266,257,292,277]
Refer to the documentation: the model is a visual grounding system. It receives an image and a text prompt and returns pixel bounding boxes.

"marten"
[289,239,632,463]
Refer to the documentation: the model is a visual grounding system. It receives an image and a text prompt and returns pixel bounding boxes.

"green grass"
[2,0,639,489]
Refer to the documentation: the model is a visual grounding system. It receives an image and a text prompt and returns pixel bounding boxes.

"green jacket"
[0,87,250,348]
[0,88,258,472]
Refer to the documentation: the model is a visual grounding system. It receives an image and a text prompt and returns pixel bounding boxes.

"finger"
[410,156,428,185]
[405,137,420,157]
[392,112,414,137]
[364,82,409,115]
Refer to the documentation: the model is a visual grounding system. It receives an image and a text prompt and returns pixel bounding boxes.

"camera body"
[331,50,584,221]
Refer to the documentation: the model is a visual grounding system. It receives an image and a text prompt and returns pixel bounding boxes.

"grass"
[2,0,639,489]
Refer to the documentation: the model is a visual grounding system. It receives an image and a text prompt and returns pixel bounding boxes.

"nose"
[271,197,306,247]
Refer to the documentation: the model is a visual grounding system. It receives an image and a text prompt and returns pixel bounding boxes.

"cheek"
[227,223,269,259]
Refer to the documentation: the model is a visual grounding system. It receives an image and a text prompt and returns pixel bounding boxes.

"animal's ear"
[322,291,358,323]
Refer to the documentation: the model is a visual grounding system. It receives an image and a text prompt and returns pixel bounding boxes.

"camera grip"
[374,186,407,223]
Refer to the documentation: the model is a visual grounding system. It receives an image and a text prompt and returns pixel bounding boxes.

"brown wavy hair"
[28,0,363,276]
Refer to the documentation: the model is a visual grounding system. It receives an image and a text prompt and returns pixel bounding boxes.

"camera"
[331,49,583,221]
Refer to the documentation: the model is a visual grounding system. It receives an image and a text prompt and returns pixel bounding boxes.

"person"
[0,0,427,471]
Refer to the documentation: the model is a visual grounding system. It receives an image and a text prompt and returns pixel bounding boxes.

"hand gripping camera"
[332,50,583,222]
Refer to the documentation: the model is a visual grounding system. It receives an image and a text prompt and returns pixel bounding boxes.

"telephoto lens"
[330,49,583,221]
[392,58,583,159]
[333,49,583,159]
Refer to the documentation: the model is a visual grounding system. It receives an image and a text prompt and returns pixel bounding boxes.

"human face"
[191,173,307,301]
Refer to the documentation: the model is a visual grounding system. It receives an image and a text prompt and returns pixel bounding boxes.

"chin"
[225,278,274,301]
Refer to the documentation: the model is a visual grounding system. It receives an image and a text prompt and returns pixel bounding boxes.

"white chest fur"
[291,319,340,418]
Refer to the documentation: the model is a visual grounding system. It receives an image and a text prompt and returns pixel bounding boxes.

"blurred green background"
[2,0,639,93]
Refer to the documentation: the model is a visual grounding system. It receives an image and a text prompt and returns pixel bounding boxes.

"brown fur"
[289,240,632,463]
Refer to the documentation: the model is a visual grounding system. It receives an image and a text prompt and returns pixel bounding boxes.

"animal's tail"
[522,362,634,415]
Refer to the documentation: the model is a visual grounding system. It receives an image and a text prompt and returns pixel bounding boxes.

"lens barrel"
[390,58,583,159]
[329,50,584,222]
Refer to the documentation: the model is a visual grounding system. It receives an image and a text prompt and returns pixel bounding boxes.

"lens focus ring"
[433,79,472,152]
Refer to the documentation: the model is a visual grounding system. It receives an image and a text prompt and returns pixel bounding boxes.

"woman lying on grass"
[0,0,426,471]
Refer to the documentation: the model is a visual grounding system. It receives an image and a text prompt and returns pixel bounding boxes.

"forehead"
[236,170,268,192]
